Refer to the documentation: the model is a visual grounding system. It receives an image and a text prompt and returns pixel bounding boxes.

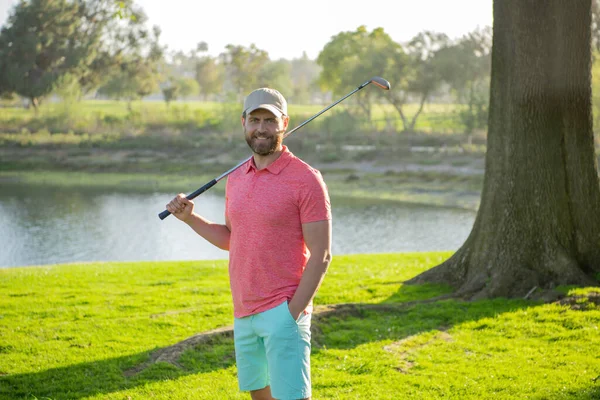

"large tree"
[317,26,409,121]
[408,0,600,298]
[0,0,88,110]
[0,0,160,108]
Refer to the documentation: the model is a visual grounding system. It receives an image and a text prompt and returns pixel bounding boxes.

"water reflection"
[0,185,475,268]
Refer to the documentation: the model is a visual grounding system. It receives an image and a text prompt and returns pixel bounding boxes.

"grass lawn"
[1,253,599,399]
[0,100,468,137]
[0,100,463,122]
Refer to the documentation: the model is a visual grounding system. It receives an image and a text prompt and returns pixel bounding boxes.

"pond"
[0,185,476,268]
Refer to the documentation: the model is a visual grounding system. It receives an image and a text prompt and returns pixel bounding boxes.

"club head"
[371,76,391,90]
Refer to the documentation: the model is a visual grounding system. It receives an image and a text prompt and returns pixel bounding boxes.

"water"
[0,185,476,268]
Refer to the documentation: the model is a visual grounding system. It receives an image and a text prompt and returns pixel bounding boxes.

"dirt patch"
[123,326,233,377]
[556,291,600,310]
[124,295,453,377]
[383,329,453,374]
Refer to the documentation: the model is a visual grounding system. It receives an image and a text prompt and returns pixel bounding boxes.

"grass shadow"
[0,329,236,399]
[311,284,532,351]
[539,385,600,400]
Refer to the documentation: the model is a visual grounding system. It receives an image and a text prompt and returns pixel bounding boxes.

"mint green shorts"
[233,300,312,400]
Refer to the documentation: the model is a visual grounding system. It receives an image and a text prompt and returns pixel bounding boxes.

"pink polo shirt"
[225,146,331,318]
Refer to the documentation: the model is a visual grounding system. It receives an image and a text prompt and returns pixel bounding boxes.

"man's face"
[242,108,289,156]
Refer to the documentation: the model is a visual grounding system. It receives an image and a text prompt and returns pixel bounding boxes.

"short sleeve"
[298,169,331,224]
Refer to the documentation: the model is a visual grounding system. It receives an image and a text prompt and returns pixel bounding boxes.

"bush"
[319,109,362,136]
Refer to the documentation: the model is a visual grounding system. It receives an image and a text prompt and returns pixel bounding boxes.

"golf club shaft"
[283,83,367,139]
[158,77,390,220]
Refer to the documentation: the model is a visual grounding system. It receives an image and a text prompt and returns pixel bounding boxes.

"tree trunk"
[388,93,410,131]
[30,97,39,115]
[408,0,600,299]
[408,92,428,132]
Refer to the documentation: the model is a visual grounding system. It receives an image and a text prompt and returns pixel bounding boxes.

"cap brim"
[245,104,284,118]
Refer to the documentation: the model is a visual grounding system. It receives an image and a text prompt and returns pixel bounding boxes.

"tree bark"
[387,93,410,131]
[30,97,39,115]
[408,92,429,132]
[408,0,600,298]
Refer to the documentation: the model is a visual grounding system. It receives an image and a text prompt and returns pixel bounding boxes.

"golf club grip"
[158,179,218,220]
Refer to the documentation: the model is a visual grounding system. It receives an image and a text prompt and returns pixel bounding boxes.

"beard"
[244,129,283,156]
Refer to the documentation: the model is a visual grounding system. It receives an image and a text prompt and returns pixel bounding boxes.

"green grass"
[0,100,469,140]
[0,100,463,122]
[1,253,599,399]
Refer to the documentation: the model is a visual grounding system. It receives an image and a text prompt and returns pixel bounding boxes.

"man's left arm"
[288,219,332,320]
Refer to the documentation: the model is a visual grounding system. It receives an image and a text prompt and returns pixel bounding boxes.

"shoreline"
[0,167,482,211]
[1,145,485,210]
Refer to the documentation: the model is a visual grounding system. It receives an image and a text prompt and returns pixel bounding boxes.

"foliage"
[220,44,269,99]
[592,0,600,52]
[436,27,492,137]
[397,31,452,132]
[160,77,199,106]
[257,59,293,97]
[317,27,461,132]
[318,26,407,121]
[193,45,225,100]
[289,52,321,104]
[75,0,141,94]
[0,0,91,109]
[161,85,179,106]
[177,77,199,100]
[320,109,363,136]
[0,0,159,110]
[97,22,164,107]
[195,56,224,99]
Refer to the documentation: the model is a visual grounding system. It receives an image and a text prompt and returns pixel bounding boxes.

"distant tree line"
[0,0,526,135]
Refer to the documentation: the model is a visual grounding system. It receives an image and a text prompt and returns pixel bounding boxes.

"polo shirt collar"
[244,145,293,175]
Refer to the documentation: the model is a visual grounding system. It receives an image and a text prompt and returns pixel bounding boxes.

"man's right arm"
[165,193,230,250]
[182,213,230,250]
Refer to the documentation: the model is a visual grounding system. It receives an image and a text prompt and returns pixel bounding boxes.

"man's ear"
[241,116,245,127]
[283,115,290,129]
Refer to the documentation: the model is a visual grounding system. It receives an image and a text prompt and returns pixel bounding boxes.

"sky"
[0,0,493,60]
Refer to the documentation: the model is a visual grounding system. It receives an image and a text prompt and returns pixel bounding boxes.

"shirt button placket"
[247,170,257,200]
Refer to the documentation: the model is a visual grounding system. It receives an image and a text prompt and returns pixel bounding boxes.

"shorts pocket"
[279,300,299,325]
[284,301,308,325]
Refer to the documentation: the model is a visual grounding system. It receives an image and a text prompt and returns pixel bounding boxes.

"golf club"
[158,76,391,220]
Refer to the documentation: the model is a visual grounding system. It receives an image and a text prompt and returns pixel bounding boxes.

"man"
[165,87,332,400]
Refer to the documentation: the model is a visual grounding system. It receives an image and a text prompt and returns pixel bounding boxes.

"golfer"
[166,87,332,400]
